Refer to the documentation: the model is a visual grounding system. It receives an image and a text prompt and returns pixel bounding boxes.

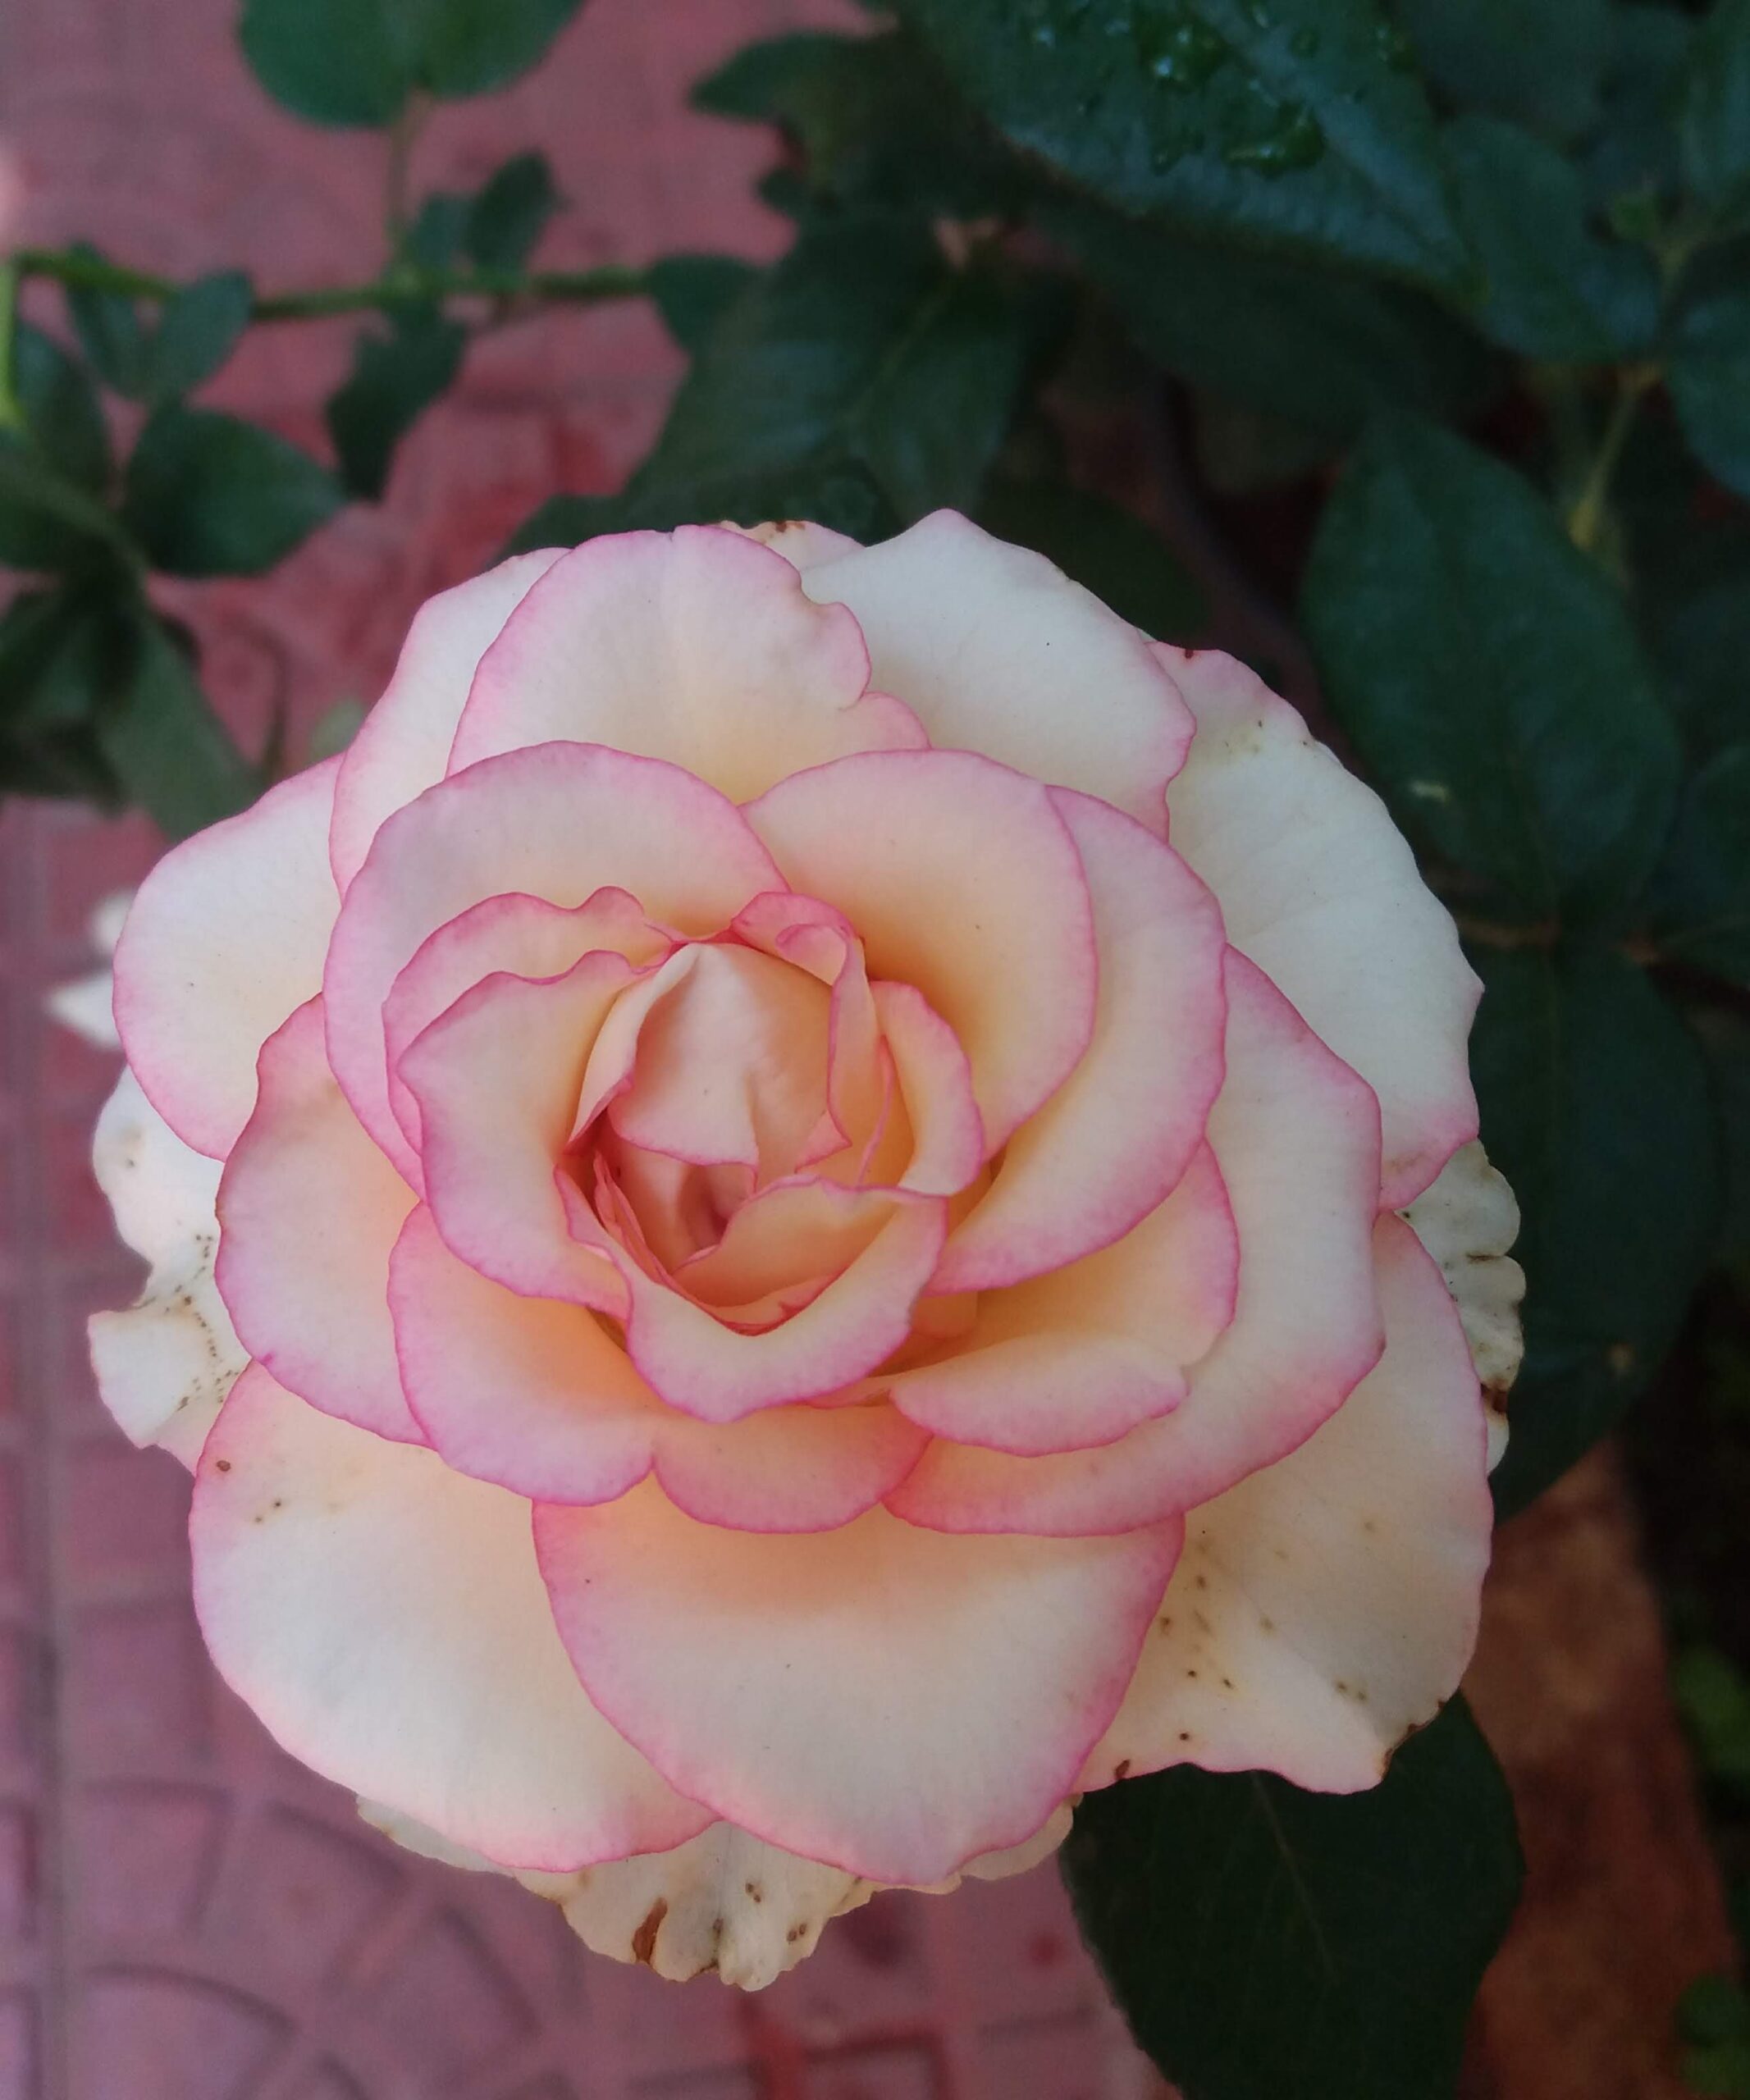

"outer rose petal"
[113,756,341,1159]
[358,1798,1071,1991]
[934,788,1227,1293]
[1081,1215,1492,1792]
[192,1366,712,1871]
[324,742,782,1177]
[883,1144,1236,1458]
[536,1481,1181,1883]
[87,1070,244,1469]
[723,517,862,573]
[1404,1139,1524,1469]
[391,1203,927,1527]
[328,550,564,892]
[1163,645,1479,1207]
[745,750,1097,1151]
[216,1000,421,1444]
[889,955,1382,1532]
[800,511,1193,832]
[450,527,925,796]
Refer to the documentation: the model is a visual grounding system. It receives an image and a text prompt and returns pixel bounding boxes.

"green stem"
[1566,363,1658,555]
[11,245,646,322]
[0,258,22,431]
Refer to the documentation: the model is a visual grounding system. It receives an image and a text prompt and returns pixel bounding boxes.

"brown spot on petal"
[1113,1759,1131,1780]
[215,1459,231,1472]
[786,1923,807,1944]
[745,1881,763,1902]
[631,1898,668,1967]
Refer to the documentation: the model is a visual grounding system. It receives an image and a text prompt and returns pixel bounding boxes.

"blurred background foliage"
[3,0,1749,2093]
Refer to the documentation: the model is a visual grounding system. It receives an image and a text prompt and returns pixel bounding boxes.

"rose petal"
[192,1365,712,1871]
[870,980,984,1195]
[1081,1215,1492,1792]
[746,750,1097,1152]
[113,756,341,1159]
[934,788,1227,1292]
[724,517,863,573]
[537,1481,1181,1883]
[450,526,925,796]
[800,511,1192,831]
[884,1143,1236,1458]
[1163,646,1479,1207]
[328,550,564,892]
[215,1000,421,1443]
[400,954,640,1312]
[887,955,1382,1532]
[324,742,781,1178]
[87,1070,244,1468]
[1404,1139,1524,1468]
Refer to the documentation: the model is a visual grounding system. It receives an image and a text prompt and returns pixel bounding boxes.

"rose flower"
[89,514,1523,1987]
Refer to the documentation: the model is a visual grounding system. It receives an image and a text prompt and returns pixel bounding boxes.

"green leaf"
[326,308,467,500]
[853,265,1055,519]
[1670,289,1750,502]
[95,614,262,838]
[464,152,561,271]
[1587,7,1692,210]
[1680,0,1750,221]
[978,474,1206,638]
[63,243,150,397]
[240,0,586,126]
[1048,201,1494,438]
[1445,115,1659,358]
[893,0,1471,290]
[1477,945,1719,1513]
[646,254,759,357]
[1397,0,1608,141]
[1672,1646,1750,1791]
[1062,1698,1522,2100]
[144,272,254,403]
[693,29,1021,221]
[407,192,472,270]
[1647,744,1750,984]
[1302,418,1680,920]
[1693,1009,1750,1272]
[122,405,343,575]
[0,325,116,570]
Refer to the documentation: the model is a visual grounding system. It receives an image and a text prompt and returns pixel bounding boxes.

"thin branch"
[0,258,21,431]
[1566,363,1660,556]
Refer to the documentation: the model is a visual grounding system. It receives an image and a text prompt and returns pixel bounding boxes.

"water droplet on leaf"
[1222,101,1324,176]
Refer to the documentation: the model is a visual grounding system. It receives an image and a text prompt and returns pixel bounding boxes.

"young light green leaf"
[893,0,1471,290]
[122,406,343,575]
[1398,0,1608,142]
[1049,201,1494,437]
[95,614,262,838]
[1062,1699,1523,2100]
[646,255,759,357]
[326,308,467,500]
[977,475,1207,639]
[1302,418,1680,920]
[1478,945,1719,1513]
[464,152,562,272]
[1446,115,1659,358]
[1646,744,1750,985]
[1670,289,1750,502]
[1680,0,1750,221]
[144,272,254,403]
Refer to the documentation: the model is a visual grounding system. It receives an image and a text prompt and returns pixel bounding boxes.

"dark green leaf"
[325,308,467,500]
[123,405,343,574]
[854,265,1053,518]
[504,457,895,557]
[978,474,1206,637]
[1303,418,1680,920]
[1670,289,1750,502]
[144,272,254,403]
[407,192,471,270]
[1693,1008,1750,1271]
[63,244,150,397]
[0,584,126,733]
[646,254,760,356]
[1587,6,1692,210]
[1478,945,1718,1512]
[1062,1699,1522,2100]
[1398,0,1608,141]
[1647,744,1750,983]
[693,29,1021,221]
[95,614,262,838]
[0,326,115,570]
[894,0,1471,290]
[240,0,585,126]
[464,151,562,271]
[1445,115,1659,358]
[1680,0,1750,221]
[1049,201,1495,438]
